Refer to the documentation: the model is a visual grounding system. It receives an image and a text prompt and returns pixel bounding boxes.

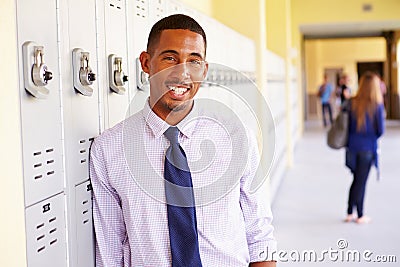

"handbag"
[327,100,350,149]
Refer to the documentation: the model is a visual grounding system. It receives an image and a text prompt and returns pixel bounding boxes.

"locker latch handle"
[22,41,52,99]
[32,47,53,86]
[108,54,128,95]
[72,48,96,96]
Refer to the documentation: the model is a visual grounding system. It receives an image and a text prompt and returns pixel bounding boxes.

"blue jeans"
[322,102,333,127]
[347,151,374,218]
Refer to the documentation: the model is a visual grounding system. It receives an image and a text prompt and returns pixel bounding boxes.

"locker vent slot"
[31,148,57,183]
[109,0,123,10]
[135,0,146,18]
[80,195,92,226]
[78,137,94,165]
[26,194,66,264]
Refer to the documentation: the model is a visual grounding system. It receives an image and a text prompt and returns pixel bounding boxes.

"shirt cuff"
[249,240,278,262]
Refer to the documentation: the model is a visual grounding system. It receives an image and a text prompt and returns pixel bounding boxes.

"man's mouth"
[167,85,190,95]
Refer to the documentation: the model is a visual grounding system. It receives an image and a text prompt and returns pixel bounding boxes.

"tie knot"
[164,127,180,145]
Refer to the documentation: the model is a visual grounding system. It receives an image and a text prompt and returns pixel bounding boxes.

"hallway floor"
[272,120,400,266]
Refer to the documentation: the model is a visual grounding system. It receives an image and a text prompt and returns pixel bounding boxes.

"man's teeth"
[168,86,188,95]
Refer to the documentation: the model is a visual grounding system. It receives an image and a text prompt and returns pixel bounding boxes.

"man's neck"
[151,101,194,126]
[163,110,189,126]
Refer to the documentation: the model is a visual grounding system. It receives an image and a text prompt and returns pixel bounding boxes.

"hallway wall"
[291,0,400,120]
[305,37,386,95]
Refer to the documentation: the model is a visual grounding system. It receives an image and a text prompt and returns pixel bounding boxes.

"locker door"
[102,0,131,129]
[16,0,64,208]
[25,193,67,267]
[166,0,182,15]
[61,0,100,189]
[59,0,99,265]
[75,181,95,267]
[149,0,166,25]
[126,0,150,116]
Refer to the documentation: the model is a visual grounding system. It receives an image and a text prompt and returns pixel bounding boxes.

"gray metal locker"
[58,0,100,266]
[149,0,166,24]
[25,193,67,267]
[75,180,95,267]
[126,0,150,116]
[16,0,64,208]
[99,0,131,129]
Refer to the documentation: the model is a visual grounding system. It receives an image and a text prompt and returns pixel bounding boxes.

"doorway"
[357,61,388,112]
[357,61,384,78]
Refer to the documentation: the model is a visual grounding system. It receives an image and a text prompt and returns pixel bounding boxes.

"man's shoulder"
[93,111,144,147]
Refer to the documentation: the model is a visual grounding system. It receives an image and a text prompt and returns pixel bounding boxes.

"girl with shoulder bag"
[345,71,385,224]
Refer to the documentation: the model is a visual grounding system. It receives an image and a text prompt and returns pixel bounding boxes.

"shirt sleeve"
[239,131,277,262]
[375,104,385,138]
[90,140,126,267]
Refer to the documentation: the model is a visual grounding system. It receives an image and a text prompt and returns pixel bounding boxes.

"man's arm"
[250,261,276,267]
[240,130,277,264]
[90,141,126,267]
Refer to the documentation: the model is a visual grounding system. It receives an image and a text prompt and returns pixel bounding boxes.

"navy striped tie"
[164,127,202,267]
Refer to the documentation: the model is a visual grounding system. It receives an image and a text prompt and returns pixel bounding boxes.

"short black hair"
[146,14,207,56]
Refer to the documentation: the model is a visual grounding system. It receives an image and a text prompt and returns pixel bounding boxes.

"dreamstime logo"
[122,62,276,206]
[258,239,398,263]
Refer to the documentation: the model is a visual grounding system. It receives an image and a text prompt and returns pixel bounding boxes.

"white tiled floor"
[272,120,400,266]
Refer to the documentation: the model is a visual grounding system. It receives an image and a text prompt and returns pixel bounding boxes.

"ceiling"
[300,20,400,39]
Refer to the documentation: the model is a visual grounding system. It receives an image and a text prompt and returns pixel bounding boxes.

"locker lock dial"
[79,54,96,85]
[32,47,53,86]
[72,48,96,96]
[109,54,128,95]
[114,58,129,86]
[22,42,53,98]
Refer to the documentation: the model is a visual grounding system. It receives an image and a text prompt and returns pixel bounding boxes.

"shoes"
[344,214,372,224]
[344,214,355,223]
[356,216,371,224]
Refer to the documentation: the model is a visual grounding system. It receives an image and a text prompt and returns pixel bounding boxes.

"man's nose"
[175,63,190,78]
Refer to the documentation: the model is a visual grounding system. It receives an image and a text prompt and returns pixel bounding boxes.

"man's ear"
[202,61,209,80]
[139,51,150,75]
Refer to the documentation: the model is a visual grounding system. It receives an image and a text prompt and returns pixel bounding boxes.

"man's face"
[140,29,208,120]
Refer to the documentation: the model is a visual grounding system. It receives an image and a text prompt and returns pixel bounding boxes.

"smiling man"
[140,26,207,125]
[90,14,277,267]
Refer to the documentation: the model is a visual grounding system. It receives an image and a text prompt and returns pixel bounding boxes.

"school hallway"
[272,119,400,266]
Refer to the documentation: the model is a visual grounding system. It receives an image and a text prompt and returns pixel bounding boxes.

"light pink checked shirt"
[90,99,277,267]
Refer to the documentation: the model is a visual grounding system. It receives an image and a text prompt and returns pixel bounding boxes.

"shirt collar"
[142,98,200,139]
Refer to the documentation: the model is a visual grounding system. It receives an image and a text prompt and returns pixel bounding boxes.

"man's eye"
[192,59,201,64]
[190,59,202,66]
[164,56,176,62]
